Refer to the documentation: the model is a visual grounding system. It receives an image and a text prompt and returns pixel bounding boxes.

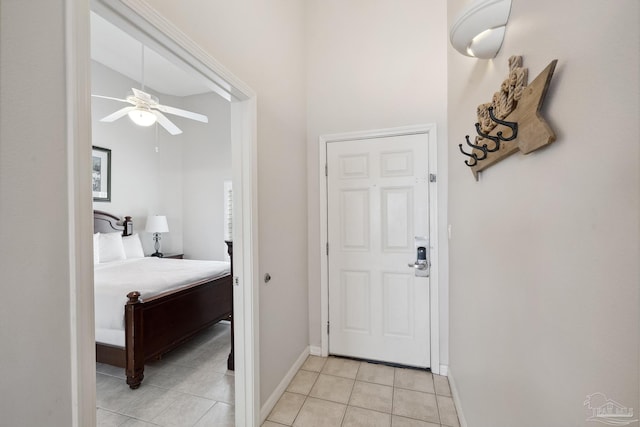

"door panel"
[340,189,370,250]
[327,133,430,367]
[341,271,371,333]
[381,187,413,250]
[382,272,413,337]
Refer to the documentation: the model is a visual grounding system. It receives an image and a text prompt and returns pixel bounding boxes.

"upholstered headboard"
[93,210,133,236]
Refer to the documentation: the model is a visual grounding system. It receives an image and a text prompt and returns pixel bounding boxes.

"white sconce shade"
[128,107,157,127]
[145,215,169,233]
[450,0,512,59]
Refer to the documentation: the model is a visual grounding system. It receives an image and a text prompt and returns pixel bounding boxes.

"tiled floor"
[97,324,459,427]
[96,321,235,427]
[265,356,459,427]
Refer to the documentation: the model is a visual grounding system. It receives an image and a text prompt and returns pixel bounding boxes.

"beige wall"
[145,0,309,404]
[447,0,639,425]
[305,0,450,365]
[0,0,74,425]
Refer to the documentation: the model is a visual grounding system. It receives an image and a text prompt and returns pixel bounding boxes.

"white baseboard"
[309,346,322,356]
[439,364,448,376]
[260,346,310,423]
[446,367,468,427]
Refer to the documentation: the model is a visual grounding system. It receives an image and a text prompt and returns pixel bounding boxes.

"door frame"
[318,124,440,374]
[68,0,260,425]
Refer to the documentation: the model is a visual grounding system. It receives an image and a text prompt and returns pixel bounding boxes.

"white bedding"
[94,257,230,346]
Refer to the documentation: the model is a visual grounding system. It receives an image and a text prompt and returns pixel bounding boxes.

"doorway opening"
[73,1,260,425]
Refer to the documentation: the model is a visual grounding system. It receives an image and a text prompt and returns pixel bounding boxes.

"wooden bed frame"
[93,210,234,389]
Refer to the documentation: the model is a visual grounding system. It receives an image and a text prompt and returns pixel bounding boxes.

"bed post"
[225,240,234,371]
[125,291,144,389]
[123,216,133,236]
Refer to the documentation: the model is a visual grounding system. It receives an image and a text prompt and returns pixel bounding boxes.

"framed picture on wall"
[92,146,111,202]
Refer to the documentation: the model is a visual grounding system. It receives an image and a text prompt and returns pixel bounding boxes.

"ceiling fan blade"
[100,106,135,122]
[92,94,131,104]
[154,111,183,135]
[154,104,209,123]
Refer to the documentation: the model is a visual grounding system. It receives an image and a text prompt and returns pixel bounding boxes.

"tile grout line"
[391,366,396,424]
[338,361,360,427]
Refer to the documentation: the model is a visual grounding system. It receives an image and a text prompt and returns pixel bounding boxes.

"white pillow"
[123,234,145,259]
[99,232,126,263]
[93,233,100,264]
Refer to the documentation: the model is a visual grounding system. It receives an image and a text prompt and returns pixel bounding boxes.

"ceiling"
[90,12,211,97]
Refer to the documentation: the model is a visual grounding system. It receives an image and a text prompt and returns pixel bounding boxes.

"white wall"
[145,0,309,405]
[305,0,450,365]
[0,0,74,425]
[181,92,232,261]
[447,1,639,425]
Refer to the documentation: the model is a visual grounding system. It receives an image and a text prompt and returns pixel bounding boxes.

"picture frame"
[92,146,111,202]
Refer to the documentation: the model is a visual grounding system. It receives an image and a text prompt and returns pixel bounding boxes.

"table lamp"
[146,215,169,257]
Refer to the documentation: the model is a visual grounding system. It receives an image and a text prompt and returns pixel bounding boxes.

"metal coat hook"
[487,106,518,141]
[458,142,478,167]
[474,123,501,152]
[475,122,502,151]
[465,135,488,160]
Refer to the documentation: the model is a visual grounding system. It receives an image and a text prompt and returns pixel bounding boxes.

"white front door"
[327,133,431,367]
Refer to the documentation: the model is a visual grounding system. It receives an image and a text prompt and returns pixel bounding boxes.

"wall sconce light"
[146,215,169,257]
[450,0,512,59]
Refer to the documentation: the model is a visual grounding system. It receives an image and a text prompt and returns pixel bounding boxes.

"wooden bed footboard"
[124,274,233,389]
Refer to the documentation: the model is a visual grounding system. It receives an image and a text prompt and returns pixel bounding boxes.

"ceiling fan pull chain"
[140,44,145,91]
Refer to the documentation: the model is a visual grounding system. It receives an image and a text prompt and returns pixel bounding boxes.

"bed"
[93,210,234,389]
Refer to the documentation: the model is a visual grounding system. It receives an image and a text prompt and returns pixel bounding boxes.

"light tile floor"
[265,356,459,427]
[96,321,235,427]
[97,323,459,427]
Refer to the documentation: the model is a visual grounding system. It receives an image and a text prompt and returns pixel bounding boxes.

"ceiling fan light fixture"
[128,107,157,127]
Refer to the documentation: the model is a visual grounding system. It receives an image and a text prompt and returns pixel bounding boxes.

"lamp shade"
[146,215,169,233]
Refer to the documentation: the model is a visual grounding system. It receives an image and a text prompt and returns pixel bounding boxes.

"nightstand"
[163,253,184,259]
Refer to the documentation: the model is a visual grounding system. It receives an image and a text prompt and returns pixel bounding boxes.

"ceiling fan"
[91,45,208,135]
[92,88,208,135]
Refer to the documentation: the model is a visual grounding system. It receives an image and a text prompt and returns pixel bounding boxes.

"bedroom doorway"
[83,2,260,426]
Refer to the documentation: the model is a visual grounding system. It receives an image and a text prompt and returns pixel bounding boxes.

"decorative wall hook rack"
[460,56,558,180]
